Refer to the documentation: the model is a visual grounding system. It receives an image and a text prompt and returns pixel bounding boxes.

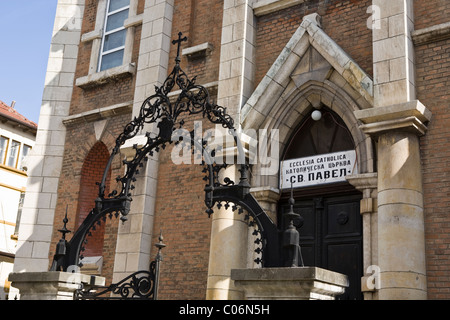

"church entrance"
[278,107,363,299]
[279,189,362,300]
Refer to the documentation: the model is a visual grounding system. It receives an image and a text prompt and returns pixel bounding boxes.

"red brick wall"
[254,0,373,88]
[414,0,450,30]
[71,0,143,116]
[152,115,215,300]
[414,0,450,301]
[415,12,450,300]
[50,115,127,282]
[149,0,226,299]
[169,0,223,85]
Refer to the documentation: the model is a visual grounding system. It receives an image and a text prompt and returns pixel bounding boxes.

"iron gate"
[51,32,302,299]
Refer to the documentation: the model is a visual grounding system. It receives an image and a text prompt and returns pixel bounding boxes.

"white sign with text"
[280,150,357,189]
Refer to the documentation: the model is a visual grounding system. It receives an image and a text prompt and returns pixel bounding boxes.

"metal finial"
[172,32,187,63]
[155,230,166,251]
[58,205,71,239]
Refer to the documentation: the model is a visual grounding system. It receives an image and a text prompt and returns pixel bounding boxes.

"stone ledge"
[252,0,305,16]
[124,13,143,29]
[182,42,213,59]
[9,271,105,300]
[81,29,102,43]
[231,267,348,300]
[412,21,450,46]
[75,63,136,89]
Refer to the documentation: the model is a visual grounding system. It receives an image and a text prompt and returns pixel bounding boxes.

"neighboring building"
[9,0,450,300]
[0,100,37,299]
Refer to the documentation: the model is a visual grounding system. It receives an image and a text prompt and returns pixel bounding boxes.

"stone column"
[347,173,378,300]
[354,0,432,299]
[111,0,174,283]
[206,166,249,300]
[11,0,85,275]
[205,0,256,300]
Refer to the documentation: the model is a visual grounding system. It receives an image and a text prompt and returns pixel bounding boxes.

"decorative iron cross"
[173,32,187,62]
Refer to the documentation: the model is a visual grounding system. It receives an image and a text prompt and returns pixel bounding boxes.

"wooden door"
[280,193,363,300]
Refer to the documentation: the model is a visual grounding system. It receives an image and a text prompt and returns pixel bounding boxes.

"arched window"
[283,107,355,161]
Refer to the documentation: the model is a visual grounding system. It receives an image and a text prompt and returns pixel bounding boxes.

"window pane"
[20,145,31,170]
[0,137,8,164]
[103,29,126,52]
[100,50,124,71]
[109,0,130,12]
[7,140,20,168]
[105,9,129,32]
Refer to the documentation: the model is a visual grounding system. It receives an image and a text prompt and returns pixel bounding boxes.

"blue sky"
[0,1,58,124]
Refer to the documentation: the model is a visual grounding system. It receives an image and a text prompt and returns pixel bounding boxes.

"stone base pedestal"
[8,271,105,300]
[231,267,348,300]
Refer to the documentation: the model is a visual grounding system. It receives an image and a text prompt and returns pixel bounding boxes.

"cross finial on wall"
[173,32,187,63]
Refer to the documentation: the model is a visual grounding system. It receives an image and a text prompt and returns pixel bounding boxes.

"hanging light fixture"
[311,109,322,121]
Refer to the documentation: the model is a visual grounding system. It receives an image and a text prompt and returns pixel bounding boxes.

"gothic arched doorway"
[278,107,363,300]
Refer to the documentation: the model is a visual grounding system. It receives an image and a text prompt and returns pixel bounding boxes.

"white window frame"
[7,140,21,168]
[0,136,9,165]
[19,144,32,171]
[98,0,130,72]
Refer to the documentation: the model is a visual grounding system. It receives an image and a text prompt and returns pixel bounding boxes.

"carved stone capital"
[354,100,432,137]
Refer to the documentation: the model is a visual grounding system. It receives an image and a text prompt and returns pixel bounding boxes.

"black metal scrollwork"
[51,32,285,279]
[75,266,156,300]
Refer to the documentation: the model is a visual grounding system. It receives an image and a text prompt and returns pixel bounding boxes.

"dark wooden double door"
[280,193,363,300]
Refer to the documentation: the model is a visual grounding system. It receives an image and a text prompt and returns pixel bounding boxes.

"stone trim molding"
[62,101,133,126]
[75,63,136,89]
[182,42,213,59]
[252,0,305,16]
[346,172,378,298]
[412,21,450,46]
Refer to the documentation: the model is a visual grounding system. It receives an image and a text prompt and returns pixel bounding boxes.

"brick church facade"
[10,0,450,299]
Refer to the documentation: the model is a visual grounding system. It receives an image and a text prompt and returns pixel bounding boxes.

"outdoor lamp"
[311,109,322,121]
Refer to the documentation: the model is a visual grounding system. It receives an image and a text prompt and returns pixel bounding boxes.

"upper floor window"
[0,136,32,171]
[20,144,32,170]
[99,0,130,72]
[0,136,8,164]
[7,140,20,168]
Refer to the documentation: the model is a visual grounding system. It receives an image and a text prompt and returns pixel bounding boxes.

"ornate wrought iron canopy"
[51,32,300,276]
